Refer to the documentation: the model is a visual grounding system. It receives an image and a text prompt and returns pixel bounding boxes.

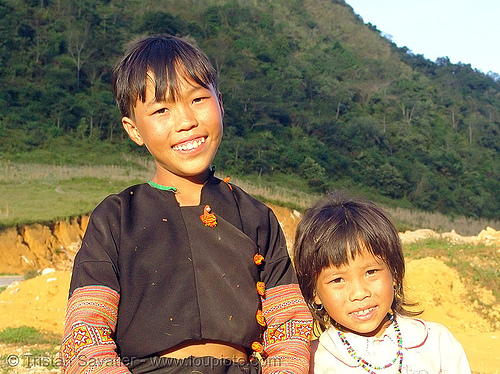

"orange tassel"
[253,253,264,265]
[256,281,266,296]
[223,177,233,190]
[251,341,264,353]
[200,205,217,227]
[256,310,266,326]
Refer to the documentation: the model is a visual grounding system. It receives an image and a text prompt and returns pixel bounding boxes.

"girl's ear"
[313,292,322,306]
[122,117,144,146]
[393,279,401,294]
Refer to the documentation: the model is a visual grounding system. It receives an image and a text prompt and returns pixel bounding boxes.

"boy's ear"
[122,117,144,146]
[218,91,224,118]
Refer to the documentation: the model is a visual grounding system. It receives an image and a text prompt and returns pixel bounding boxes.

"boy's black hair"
[293,191,420,332]
[112,34,218,118]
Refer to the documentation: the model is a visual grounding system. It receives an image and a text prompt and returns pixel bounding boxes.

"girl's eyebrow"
[321,266,345,278]
[362,259,387,270]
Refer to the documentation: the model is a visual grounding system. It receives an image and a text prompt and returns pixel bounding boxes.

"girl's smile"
[349,306,378,320]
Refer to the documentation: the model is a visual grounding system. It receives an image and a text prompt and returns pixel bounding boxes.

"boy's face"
[122,72,223,184]
[314,247,394,338]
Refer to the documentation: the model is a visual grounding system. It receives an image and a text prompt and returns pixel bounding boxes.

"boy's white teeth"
[173,137,205,151]
[351,307,375,317]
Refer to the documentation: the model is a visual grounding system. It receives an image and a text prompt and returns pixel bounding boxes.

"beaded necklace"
[337,315,403,374]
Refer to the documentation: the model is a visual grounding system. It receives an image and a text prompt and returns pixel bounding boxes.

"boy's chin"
[159,167,213,183]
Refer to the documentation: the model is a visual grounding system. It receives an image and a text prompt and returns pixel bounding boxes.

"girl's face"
[314,246,395,337]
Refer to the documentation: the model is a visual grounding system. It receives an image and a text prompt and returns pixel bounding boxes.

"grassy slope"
[1,160,499,235]
[0,162,151,227]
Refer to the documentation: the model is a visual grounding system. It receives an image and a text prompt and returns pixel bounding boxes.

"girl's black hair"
[112,34,218,118]
[292,191,420,332]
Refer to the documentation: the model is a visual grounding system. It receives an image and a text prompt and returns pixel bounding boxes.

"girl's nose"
[349,280,371,302]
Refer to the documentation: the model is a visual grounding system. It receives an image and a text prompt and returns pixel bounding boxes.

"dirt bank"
[405,257,499,373]
[0,217,88,274]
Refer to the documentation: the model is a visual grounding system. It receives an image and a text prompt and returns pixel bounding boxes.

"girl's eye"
[330,277,343,284]
[367,269,378,276]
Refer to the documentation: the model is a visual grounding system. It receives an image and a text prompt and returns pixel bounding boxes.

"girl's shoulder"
[396,316,471,372]
[396,315,428,348]
[397,315,463,348]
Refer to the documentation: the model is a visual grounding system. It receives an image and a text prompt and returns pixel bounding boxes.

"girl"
[293,192,471,373]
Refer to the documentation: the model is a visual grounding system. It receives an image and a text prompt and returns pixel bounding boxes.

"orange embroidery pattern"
[265,320,312,344]
[260,284,313,374]
[60,286,128,374]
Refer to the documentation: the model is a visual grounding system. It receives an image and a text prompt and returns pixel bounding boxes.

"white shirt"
[312,315,471,374]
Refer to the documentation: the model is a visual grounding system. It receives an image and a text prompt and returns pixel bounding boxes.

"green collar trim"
[148,181,177,192]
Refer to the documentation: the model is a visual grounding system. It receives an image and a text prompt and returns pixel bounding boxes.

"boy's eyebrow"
[144,85,208,108]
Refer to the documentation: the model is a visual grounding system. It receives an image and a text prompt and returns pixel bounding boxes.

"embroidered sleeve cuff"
[60,286,130,374]
[261,284,313,374]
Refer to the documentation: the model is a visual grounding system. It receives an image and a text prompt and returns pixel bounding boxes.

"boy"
[60,35,312,374]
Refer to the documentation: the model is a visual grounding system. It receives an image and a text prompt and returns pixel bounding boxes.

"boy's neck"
[174,183,205,206]
[151,168,211,207]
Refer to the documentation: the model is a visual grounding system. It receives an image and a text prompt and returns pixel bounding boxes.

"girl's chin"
[350,318,392,338]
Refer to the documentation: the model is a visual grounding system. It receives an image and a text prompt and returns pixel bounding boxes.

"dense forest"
[0,0,499,219]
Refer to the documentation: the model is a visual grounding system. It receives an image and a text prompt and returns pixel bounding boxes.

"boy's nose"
[174,106,198,131]
[349,280,371,302]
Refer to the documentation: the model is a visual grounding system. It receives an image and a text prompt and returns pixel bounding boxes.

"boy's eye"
[153,107,169,115]
[192,97,207,103]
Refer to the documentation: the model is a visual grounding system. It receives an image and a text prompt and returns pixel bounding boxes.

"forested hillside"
[0,0,499,219]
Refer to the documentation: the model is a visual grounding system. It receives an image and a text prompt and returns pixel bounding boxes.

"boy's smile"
[121,73,224,188]
[314,248,394,337]
[172,136,206,151]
